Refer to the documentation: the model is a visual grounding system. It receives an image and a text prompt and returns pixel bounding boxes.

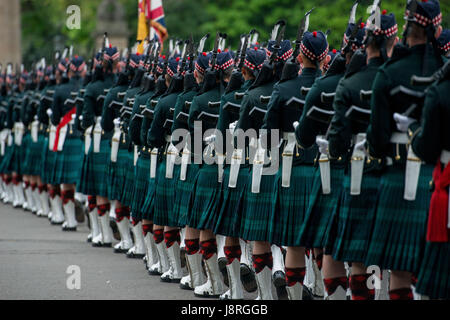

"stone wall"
[0,0,21,67]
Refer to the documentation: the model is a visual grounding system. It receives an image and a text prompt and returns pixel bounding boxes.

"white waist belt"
[229,148,243,188]
[14,122,24,146]
[252,140,265,194]
[166,142,178,179]
[133,145,138,167]
[281,132,296,188]
[93,116,102,153]
[390,132,409,144]
[150,148,158,178]
[31,120,39,143]
[0,129,7,155]
[350,133,366,195]
[84,126,93,155]
[49,125,57,151]
[110,126,121,163]
[180,147,190,181]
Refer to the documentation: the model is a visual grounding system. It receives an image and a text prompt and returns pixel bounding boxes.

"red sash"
[53,107,76,152]
[426,160,450,242]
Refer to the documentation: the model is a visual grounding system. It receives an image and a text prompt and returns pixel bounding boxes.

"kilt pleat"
[268,164,315,246]
[153,161,180,227]
[364,164,433,272]
[107,148,129,201]
[213,166,249,237]
[297,167,345,252]
[40,137,57,184]
[0,144,14,174]
[23,135,45,176]
[130,155,150,221]
[172,163,199,227]
[239,168,276,242]
[8,143,25,174]
[141,174,157,221]
[332,172,381,263]
[53,137,83,185]
[415,242,450,299]
[188,164,221,230]
[120,151,136,207]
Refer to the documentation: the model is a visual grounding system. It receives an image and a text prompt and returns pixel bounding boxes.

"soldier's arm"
[410,84,443,164]
[101,91,114,133]
[147,102,167,149]
[329,80,352,158]
[129,98,143,146]
[171,94,187,146]
[81,87,96,129]
[50,90,62,126]
[367,69,393,158]
[295,82,322,148]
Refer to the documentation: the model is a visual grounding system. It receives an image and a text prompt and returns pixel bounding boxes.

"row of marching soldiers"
[0,0,449,300]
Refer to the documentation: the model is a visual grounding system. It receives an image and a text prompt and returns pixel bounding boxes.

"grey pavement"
[0,202,208,300]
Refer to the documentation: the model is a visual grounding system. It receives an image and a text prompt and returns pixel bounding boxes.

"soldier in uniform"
[328,10,399,300]
[79,45,117,242]
[399,60,450,300]
[365,0,443,300]
[48,56,85,231]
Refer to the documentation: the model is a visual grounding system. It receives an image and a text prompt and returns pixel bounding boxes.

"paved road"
[0,202,211,300]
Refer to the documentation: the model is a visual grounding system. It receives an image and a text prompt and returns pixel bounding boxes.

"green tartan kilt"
[120,151,136,207]
[131,155,150,222]
[297,167,345,253]
[107,148,129,201]
[53,137,83,185]
[213,166,249,237]
[364,164,433,272]
[415,241,450,299]
[188,164,221,230]
[20,134,32,174]
[8,143,26,174]
[239,168,275,242]
[81,139,111,197]
[268,164,315,246]
[40,137,57,184]
[141,175,157,221]
[153,160,180,227]
[172,163,200,227]
[23,134,44,176]
[332,172,381,263]
[0,144,14,174]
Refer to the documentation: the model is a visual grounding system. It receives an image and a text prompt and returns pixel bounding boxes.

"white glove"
[293,121,299,130]
[315,137,329,155]
[113,118,121,126]
[229,121,237,134]
[79,115,83,121]
[393,113,416,133]
[46,108,52,117]
[34,115,38,120]
[354,138,367,153]
[204,134,216,143]
[71,113,76,120]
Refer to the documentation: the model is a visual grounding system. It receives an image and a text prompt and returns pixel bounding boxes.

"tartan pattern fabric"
[252,253,273,273]
[172,163,200,227]
[52,137,83,185]
[297,167,345,252]
[240,171,277,242]
[153,160,180,227]
[130,155,150,222]
[107,148,130,201]
[415,242,450,299]
[8,144,26,174]
[324,277,349,296]
[349,274,375,300]
[285,267,306,286]
[188,164,221,230]
[40,137,56,185]
[0,145,14,174]
[268,164,316,246]
[141,167,157,221]
[78,140,111,197]
[24,134,45,176]
[364,164,433,272]
[120,151,136,207]
[332,173,381,263]
[213,166,250,237]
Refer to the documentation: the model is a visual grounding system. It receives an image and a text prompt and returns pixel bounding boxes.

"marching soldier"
[399,60,450,300]
[49,55,86,231]
[328,10,399,300]
[365,0,444,300]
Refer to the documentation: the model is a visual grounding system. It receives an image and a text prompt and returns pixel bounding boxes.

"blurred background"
[1,0,449,68]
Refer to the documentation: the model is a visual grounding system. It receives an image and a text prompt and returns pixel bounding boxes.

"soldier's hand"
[229,121,237,134]
[354,139,367,153]
[393,113,416,133]
[46,108,52,117]
[315,137,329,155]
[113,118,121,126]
[293,121,299,130]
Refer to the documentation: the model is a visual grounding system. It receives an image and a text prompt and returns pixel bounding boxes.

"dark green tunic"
[365,44,443,272]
